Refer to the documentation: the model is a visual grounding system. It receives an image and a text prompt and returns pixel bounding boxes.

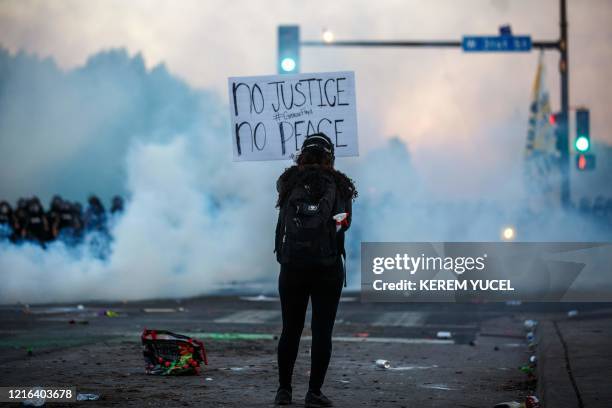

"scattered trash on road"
[205,377,213,381]
[523,319,538,330]
[142,329,208,375]
[76,393,101,401]
[519,364,534,375]
[436,331,452,339]
[526,331,535,342]
[354,332,369,338]
[76,304,85,310]
[567,309,579,318]
[229,367,246,371]
[529,355,537,365]
[375,359,391,369]
[99,309,119,317]
[26,347,33,356]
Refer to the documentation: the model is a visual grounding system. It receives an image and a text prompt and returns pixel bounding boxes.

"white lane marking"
[113,331,454,345]
[372,312,426,327]
[418,384,459,391]
[388,365,439,370]
[214,310,281,324]
[303,336,454,345]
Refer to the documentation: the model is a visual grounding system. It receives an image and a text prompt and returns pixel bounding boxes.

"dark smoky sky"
[0,0,611,199]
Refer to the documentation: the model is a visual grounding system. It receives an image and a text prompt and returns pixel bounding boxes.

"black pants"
[277,259,343,393]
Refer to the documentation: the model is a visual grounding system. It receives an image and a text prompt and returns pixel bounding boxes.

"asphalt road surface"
[0,296,604,407]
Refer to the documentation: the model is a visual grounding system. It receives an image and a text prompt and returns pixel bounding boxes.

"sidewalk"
[537,308,612,408]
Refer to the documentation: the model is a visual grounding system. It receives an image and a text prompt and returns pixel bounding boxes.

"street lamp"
[501,226,516,241]
[322,29,334,43]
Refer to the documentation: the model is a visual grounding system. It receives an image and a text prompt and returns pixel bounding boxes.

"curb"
[536,320,579,408]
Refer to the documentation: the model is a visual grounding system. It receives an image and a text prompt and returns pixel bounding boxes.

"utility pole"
[559,0,570,208]
[290,0,572,208]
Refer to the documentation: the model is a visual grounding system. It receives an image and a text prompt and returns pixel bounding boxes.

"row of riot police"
[0,195,123,247]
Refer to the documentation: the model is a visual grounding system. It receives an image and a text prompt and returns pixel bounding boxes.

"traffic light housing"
[278,25,300,74]
[575,108,590,152]
[576,154,596,171]
[551,111,566,152]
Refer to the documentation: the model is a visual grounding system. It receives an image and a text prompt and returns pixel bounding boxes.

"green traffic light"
[575,135,590,152]
[281,57,296,72]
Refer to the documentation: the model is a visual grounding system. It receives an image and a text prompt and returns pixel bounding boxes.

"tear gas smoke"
[0,48,610,304]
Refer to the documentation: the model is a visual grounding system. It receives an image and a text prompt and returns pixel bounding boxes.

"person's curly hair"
[276,148,358,208]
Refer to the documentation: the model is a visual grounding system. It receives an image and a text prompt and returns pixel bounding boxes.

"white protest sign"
[228,71,358,161]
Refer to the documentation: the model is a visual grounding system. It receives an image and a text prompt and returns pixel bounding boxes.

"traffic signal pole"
[299,0,571,208]
[559,0,570,208]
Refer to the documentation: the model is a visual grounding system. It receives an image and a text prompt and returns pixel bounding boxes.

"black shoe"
[274,387,292,405]
[305,390,333,407]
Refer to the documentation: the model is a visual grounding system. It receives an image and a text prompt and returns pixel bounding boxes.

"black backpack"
[276,173,338,266]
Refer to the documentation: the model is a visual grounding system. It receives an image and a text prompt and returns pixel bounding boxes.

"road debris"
[523,319,537,330]
[76,393,101,401]
[142,329,208,375]
[375,359,391,369]
[99,309,119,317]
[436,331,452,339]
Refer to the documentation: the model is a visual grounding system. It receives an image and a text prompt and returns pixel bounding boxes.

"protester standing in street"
[274,133,357,407]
